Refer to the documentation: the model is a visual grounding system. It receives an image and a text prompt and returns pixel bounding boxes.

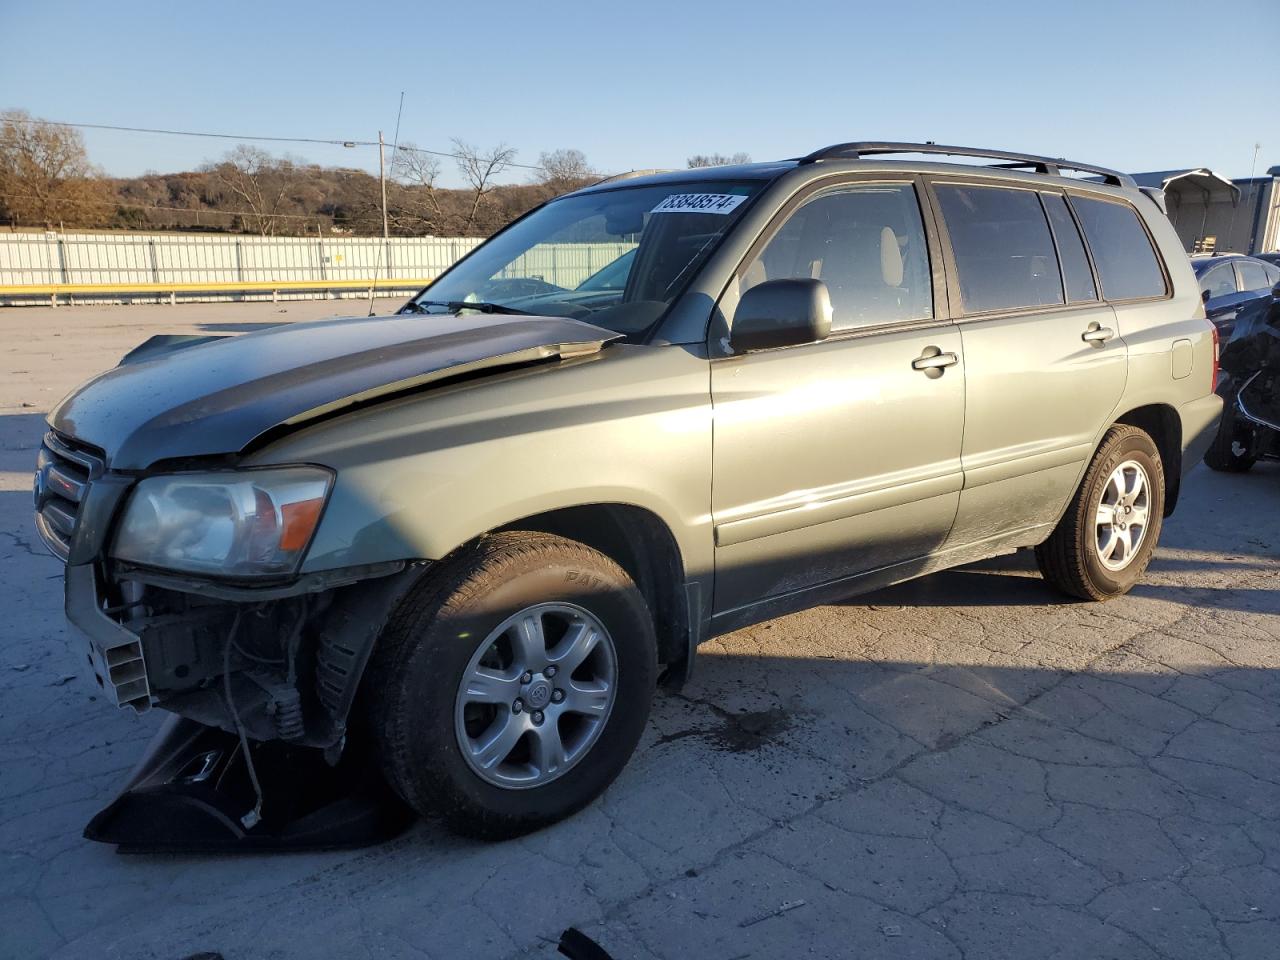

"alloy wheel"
[453,602,617,789]
[1094,459,1151,571]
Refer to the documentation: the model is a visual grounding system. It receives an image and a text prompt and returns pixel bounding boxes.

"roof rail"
[797,141,1136,188]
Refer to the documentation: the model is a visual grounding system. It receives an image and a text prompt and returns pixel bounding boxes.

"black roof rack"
[797,141,1135,188]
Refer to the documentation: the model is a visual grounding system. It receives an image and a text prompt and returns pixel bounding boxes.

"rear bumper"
[1179,392,1224,475]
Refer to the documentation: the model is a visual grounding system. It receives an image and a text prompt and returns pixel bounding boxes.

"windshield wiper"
[407,299,527,316]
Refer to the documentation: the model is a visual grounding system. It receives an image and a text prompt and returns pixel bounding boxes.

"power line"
[398,142,539,172]
[6,115,366,148]
[4,115,546,171]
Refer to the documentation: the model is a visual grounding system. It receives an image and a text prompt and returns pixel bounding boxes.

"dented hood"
[49,312,620,470]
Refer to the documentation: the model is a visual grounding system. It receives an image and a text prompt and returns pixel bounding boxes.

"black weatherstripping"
[798,142,1137,188]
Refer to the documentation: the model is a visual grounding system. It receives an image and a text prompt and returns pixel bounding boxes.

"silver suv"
[36,142,1222,838]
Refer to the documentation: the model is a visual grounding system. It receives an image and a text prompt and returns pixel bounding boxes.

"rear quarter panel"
[1094,192,1220,474]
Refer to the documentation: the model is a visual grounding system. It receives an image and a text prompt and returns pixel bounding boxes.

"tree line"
[0,110,751,238]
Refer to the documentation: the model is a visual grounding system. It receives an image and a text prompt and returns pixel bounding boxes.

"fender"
[250,342,716,589]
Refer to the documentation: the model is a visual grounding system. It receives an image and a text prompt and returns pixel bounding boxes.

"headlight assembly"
[111,466,333,578]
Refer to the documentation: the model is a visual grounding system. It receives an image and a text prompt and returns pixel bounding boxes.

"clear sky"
[2,0,1275,187]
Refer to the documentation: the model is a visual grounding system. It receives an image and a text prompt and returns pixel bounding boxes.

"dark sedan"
[1191,254,1280,337]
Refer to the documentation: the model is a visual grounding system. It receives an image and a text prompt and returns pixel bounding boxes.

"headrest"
[880,227,904,287]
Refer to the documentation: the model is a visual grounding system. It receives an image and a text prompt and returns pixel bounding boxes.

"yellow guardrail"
[0,278,434,302]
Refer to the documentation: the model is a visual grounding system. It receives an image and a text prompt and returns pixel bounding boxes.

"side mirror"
[1271,281,1280,300]
[1201,288,1212,304]
[729,278,833,353]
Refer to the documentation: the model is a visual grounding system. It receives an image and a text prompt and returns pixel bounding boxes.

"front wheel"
[1036,425,1165,601]
[367,532,657,838]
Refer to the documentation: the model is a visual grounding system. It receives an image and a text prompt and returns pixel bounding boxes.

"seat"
[740,193,924,328]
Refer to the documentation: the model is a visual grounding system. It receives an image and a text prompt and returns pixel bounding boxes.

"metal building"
[1132,166,1280,255]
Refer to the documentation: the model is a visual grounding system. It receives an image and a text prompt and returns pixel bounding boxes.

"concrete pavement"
[1,302,1277,960]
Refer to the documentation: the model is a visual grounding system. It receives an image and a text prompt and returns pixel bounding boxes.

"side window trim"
[1063,190,1172,304]
[1040,189,1101,304]
[720,174,951,346]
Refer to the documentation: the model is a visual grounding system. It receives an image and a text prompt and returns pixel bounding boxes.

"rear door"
[1201,261,1246,334]
[709,178,964,620]
[928,180,1129,547]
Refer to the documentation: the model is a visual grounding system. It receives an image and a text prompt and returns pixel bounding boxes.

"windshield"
[406,181,763,337]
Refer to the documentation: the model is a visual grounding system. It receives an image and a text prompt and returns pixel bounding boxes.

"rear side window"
[1237,259,1271,293]
[1041,193,1098,303]
[1070,196,1167,301]
[934,184,1064,313]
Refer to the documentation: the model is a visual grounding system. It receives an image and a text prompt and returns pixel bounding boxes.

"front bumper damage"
[84,715,413,852]
[58,497,423,851]
[65,554,418,748]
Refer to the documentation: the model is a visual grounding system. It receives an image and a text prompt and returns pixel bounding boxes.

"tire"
[1203,399,1257,473]
[367,531,657,839]
[1036,425,1165,601]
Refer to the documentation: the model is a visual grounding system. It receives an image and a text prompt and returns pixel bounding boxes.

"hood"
[49,312,620,470]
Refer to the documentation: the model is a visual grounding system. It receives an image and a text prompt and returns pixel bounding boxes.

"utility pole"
[1230,142,1264,253]
[378,130,389,241]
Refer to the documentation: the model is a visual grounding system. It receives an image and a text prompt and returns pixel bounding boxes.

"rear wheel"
[367,532,656,838]
[1036,425,1165,601]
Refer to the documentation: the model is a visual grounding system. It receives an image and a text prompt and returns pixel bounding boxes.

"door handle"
[912,346,959,378]
[1082,322,1115,345]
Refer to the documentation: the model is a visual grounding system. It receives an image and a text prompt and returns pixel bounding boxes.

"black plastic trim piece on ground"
[84,715,414,853]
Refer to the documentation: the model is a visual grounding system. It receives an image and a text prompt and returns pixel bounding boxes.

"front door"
[709,180,965,621]
[1201,261,1247,336]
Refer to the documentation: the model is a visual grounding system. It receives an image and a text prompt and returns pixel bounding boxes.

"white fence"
[502,242,634,288]
[0,232,482,286]
[0,232,635,305]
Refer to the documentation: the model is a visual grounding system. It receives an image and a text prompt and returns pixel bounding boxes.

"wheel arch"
[1113,403,1182,516]
[493,503,694,679]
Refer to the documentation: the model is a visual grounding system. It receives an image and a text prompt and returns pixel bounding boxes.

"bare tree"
[390,142,445,233]
[687,152,751,168]
[203,145,302,236]
[536,148,594,193]
[453,139,517,230]
[0,109,111,227]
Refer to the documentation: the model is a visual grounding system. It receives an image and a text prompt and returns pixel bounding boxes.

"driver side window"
[1201,264,1237,300]
[741,183,933,332]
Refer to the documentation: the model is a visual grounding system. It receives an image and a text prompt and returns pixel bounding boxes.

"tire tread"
[1036,424,1162,602]
[365,531,647,835]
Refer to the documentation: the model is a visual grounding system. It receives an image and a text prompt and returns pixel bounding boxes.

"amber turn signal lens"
[279,498,325,552]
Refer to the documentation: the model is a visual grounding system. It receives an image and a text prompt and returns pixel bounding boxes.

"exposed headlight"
[111,467,333,578]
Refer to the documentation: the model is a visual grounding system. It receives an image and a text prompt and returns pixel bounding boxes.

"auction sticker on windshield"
[651,193,748,215]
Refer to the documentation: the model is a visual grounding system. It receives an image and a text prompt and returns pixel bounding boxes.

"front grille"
[34,431,105,561]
